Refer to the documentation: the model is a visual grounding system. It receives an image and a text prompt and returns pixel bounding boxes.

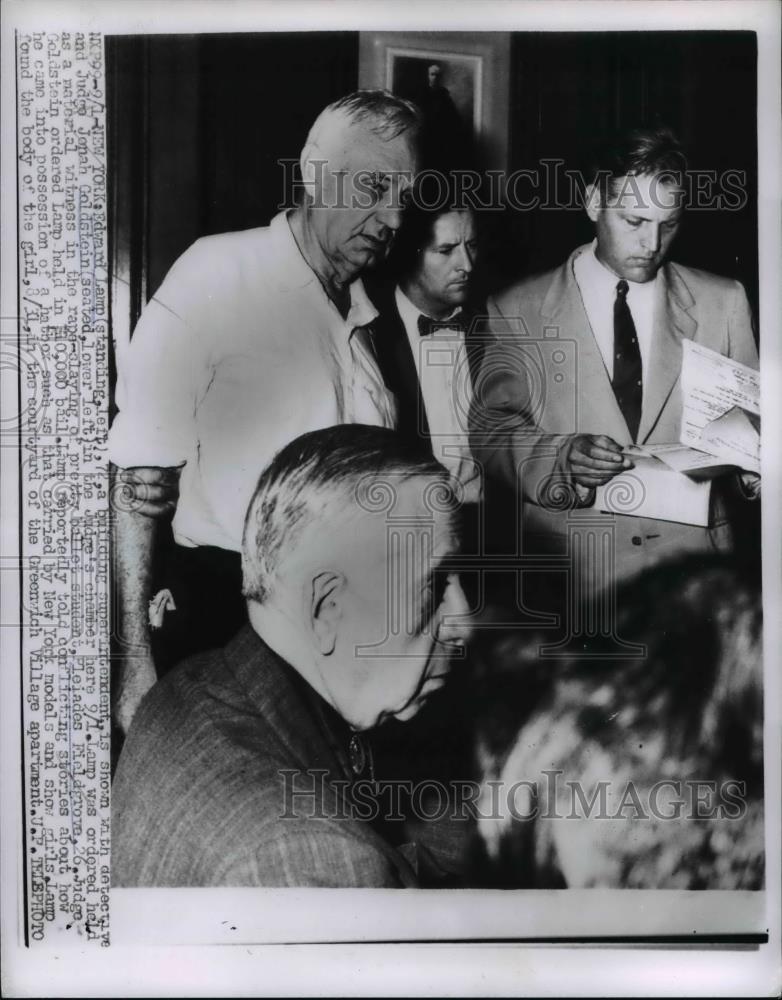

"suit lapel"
[638,263,697,443]
[545,249,631,444]
[367,283,431,443]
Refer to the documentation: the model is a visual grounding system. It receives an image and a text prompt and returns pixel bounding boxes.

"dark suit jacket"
[367,279,485,452]
[471,247,758,589]
[111,626,419,887]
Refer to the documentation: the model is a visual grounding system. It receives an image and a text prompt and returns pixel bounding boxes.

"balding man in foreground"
[109,91,422,731]
[111,426,472,887]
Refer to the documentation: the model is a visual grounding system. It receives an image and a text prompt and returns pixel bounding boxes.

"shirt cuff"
[107,413,190,470]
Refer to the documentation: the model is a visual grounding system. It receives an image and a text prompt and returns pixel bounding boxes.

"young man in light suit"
[471,126,759,600]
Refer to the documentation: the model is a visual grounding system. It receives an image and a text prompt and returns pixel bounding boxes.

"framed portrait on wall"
[386,46,482,131]
[359,31,510,171]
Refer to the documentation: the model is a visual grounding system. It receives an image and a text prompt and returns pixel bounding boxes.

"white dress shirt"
[394,286,481,502]
[109,211,396,551]
[573,240,658,389]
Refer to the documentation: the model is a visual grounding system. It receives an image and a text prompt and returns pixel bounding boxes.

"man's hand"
[564,434,633,488]
[738,471,761,500]
[115,465,182,519]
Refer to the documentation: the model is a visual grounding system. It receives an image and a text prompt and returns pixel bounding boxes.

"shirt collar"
[270,211,378,330]
[346,273,378,331]
[395,284,460,333]
[582,239,659,302]
[268,210,318,291]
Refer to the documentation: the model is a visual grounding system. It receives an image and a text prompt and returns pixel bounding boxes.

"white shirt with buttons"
[394,286,481,503]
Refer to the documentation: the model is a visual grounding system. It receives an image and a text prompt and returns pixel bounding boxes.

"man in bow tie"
[368,188,485,503]
[471,125,759,598]
[111,425,472,888]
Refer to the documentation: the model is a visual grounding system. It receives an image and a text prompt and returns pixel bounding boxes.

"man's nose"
[641,223,661,253]
[376,189,407,233]
[377,205,403,233]
[456,244,474,274]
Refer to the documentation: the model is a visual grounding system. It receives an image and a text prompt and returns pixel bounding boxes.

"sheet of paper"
[699,406,761,475]
[595,454,711,526]
[625,443,739,477]
[680,340,759,453]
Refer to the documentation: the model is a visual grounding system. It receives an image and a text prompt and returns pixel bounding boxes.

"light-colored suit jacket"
[470,245,758,591]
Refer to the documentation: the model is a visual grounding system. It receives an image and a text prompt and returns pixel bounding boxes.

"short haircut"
[473,555,764,889]
[388,173,480,280]
[590,125,688,203]
[304,89,422,152]
[242,425,454,605]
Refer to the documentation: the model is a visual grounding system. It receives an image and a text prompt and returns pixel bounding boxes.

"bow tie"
[417,310,466,337]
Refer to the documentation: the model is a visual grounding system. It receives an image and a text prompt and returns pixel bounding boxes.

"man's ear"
[300,144,316,192]
[584,182,602,224]
[300,144,327,204]
[311,570,344,656]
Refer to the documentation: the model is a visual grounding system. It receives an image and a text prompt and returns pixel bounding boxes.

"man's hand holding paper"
[563,434,634,489]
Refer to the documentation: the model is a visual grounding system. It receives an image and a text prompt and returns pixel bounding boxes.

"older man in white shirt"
[110,91,421,733]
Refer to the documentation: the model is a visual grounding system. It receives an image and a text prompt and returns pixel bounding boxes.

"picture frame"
[359,31,511,171]
[386,46,483,131]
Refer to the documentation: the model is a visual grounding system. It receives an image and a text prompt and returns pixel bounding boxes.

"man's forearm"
[113,505,156,650]
[474,424,592,510]
[111,490,160,733]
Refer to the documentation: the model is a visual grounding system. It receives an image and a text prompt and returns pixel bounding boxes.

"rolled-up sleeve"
[108,242,212,469]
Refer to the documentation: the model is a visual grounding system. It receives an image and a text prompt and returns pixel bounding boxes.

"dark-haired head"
[589,124,688,204]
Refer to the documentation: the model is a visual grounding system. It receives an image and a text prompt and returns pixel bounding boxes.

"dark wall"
[497,32,758,314]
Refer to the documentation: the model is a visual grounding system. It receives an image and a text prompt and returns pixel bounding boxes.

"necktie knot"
[616,279,629,300]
